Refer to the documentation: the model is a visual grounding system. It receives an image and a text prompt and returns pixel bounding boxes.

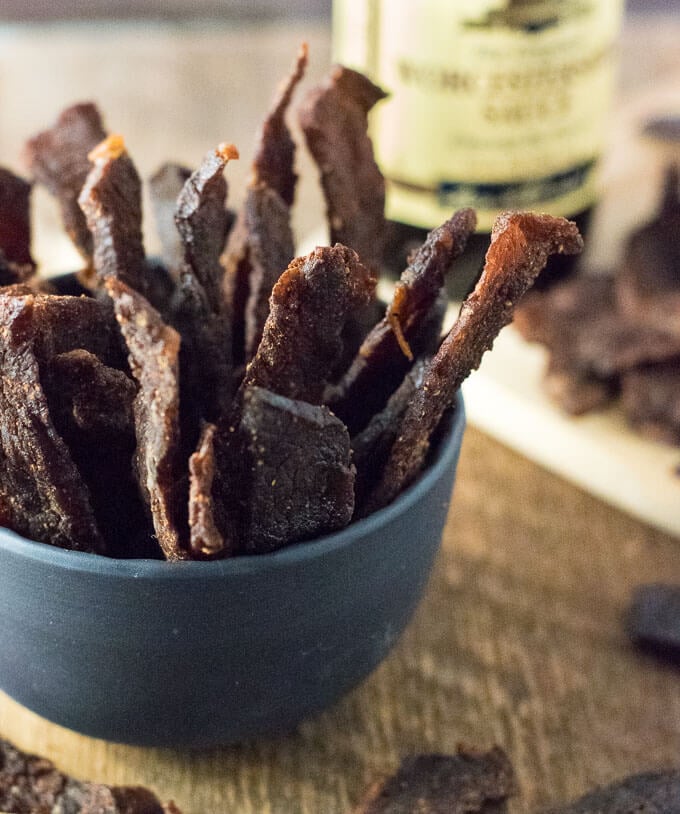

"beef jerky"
[543,358,616,416]
[243,244,376,403]
[79,134,149,299]
[299,65,387,273]
[352,746,516,814]
[235,386,354,554]
[23,102,107,263]
[250,40,308,206]
[542,769,680,814]
[366,213,583,512]
[149,162,192,280]
[0,736,175,814]
[0,293,104,552]
[627,583,680,664]
[0,167,34,285]
[106,278,187,560]
[621,360,680,445]
[327,209,476,433]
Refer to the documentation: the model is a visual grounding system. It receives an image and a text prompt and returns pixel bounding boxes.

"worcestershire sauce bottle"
[333,0,624,297]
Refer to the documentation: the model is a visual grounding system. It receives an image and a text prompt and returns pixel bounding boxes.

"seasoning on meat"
[366,213,583,512]
[242,244,376,403]
[351,747,516,814]
[106,278,187,560]
[299,65,387,273]
[328,209,477,433]
[0,167,34,284]
[149,162,192,280]
[23,102,107,265]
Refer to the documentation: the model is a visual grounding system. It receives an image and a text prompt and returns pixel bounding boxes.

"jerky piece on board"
[0,293,105,553]
[328,209,477,433]
[621,359,680,444]
[79,134,150,300]
[149,162,192,280]
[299,65,387,273]
[236,386,354,554]
[543,358,616,417]
[0,736,175,814]
[23,102,107,264]
[542,769,680,814]
[107,278,187,560]
[366,213,583,512]
[0,166,35,284]
[627,583,680,664]
[352,746,516,814]
[243,244,376,403]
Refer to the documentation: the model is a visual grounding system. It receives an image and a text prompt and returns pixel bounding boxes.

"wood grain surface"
[0,14,679,814]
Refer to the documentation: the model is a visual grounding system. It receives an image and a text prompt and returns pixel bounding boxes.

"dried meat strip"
[0,736,175,814]
[366,213,583,512]
[0,166,35,284]
[299,65,387,273]
[542,769,680,814]
[242,244,375,403]
[149,162,192,280]
[328,209,476,433]
[0,293,104,552]
[106,278,187,560]
[621,359,680,445]
[23,102,107,264]
[352,747,516,814]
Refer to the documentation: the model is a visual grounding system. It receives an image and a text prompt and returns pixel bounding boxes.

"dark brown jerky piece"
[23,102,107,263]
[149,162,192,280]
[106,278,187,560]
[0,293,105,552]
[79,135,150,298]
[242,244,376,403]
[621,359,680,445]
[352,746,515,814]
[543,358,616,416]
[541,769,680,813]
[367,213,583,512]
[299,65,387,273]
[251,41,308,206]
[627,583,680,664]
[236,386,354,554]
[0,167,35,284]
[328,209,477,433]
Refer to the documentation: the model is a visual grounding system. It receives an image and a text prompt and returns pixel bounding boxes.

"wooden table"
[0,14,679,814]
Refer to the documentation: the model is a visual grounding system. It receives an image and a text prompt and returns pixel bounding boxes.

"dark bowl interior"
[0,276,467,747]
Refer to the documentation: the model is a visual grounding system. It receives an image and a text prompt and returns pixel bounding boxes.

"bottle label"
[333,0,624,231]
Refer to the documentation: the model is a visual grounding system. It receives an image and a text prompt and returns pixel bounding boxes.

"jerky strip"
[106,278,187,560]
[299,65,387,273]
[251,41,308,205]
[542,769,680,813]
[79,134,149,298]
[367,213,583,512]
[627,583,680,663]
[352,746,516,814]
[328,209,477,433]
[0,293,104,552]
[0,736,174,814]
[242,244,376,403]
[0,167,34,283]
[149,162,192,280]
[621,359,680,445]
[23,102,107,263]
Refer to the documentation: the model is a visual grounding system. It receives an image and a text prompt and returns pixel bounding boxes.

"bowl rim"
[0,392,465,578]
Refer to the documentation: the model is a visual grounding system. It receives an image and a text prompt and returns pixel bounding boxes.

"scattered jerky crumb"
[106,278,187,560]
[627,583,680,664]
[149,162,193,280]
[541,769,680,814]
[23,102,107,264]
[352,746,516,814]
[0,167,34,279]
[366,213,583,512]
[299,65,387,273]
[328,209,477,434]
[243,244,376,403]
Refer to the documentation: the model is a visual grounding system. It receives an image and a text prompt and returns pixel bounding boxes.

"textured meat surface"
[542,770,680,814]
[0,167,34,282]
[299,65,387,273]
[328,209,477,433]
[242,244,376,403]
[23,102,107,263]
[366,213,583,512]
[352,747,516,814]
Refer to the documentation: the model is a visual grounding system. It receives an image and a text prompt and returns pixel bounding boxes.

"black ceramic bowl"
[0,394,465,748]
